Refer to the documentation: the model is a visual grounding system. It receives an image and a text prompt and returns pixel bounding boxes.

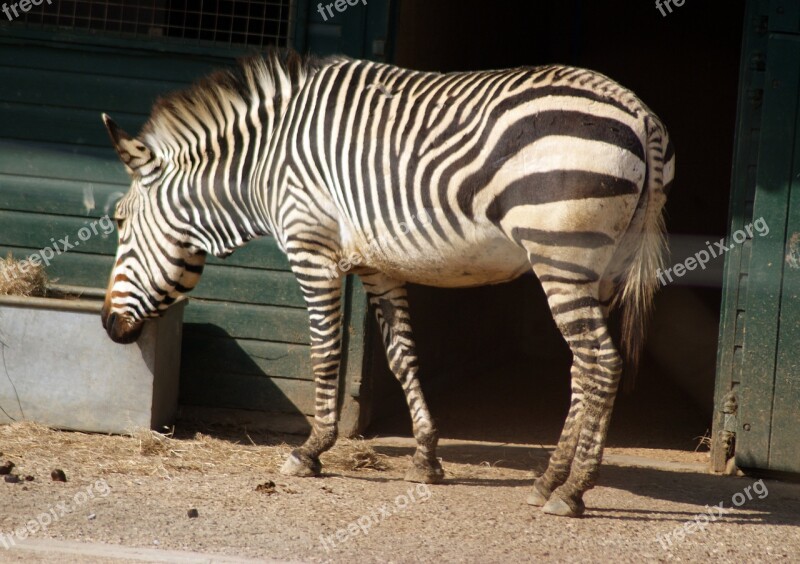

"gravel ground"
[1,428,799,563]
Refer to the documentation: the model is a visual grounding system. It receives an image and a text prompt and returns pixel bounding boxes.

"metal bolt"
[743,423,752,431]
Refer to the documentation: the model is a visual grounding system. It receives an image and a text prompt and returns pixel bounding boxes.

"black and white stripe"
[101,50,673,517]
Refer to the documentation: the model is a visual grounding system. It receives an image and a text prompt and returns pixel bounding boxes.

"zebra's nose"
[103,311,144,344]
[105,312,117,332]
[101,303,111,330]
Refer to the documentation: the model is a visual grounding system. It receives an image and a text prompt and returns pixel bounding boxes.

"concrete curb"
[7,538,283,563]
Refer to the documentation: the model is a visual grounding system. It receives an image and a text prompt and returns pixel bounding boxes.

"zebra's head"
[100,114,207,344]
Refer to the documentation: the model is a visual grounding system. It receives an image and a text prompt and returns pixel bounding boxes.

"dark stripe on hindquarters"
[511,227,615,249]
[530,87,638,119]
[458,108,643,219]
[486,171,639,224]
[517,111,645,163]
[529,253,600,281]
[537,275,597,285]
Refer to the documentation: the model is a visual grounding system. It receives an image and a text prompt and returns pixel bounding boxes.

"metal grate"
[7,1,292,48]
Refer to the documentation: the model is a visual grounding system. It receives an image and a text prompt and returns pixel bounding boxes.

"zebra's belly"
[350,230,530,288]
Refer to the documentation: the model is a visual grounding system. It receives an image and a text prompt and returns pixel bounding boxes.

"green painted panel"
[0,174,127,217]
[768,60,800,472]
[0,245,112,288]
[184,300,309,344]
[182,335,312,381]
[0,102,146,148]
[738,34,800,471]
[295,0,392,61]
[338,274,372,434]
[769,0,800,34]
[714,0,770,473]
[194,267,306,308]
[180,371,315,416]
[0,66,185,115]
[0,140,127,184]
[206,239,292,271]
[0,33,236,81]
[0,209,118,255]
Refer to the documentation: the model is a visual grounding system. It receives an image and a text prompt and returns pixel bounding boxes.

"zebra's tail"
[613,115,672,384]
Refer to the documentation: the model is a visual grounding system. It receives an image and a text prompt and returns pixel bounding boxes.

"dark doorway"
[366,0,746,451]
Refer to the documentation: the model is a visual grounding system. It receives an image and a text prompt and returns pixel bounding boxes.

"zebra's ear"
[102,113,160,177]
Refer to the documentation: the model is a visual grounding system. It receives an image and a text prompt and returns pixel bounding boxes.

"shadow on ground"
[373,441,800,527]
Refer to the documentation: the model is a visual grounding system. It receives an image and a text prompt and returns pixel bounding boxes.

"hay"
[0,423,390,481]
[694,429,712,452]
[322,438,390,471]
[0,253,47,297]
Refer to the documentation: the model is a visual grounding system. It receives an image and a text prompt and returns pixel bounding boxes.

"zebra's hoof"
[404,463,444,484]
[280,451,321,477]
[541,495,585,517]
[526,488,550,507]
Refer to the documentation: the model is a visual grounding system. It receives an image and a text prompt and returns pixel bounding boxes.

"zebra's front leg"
[361,272,444,484]
[280,274,343,478]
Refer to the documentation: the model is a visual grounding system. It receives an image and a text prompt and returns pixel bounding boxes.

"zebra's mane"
[140,48,335,150]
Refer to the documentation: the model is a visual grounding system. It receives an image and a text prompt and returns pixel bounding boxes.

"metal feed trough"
[0,286,184,434]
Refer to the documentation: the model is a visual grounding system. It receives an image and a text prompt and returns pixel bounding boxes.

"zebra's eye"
[116,218,125,230]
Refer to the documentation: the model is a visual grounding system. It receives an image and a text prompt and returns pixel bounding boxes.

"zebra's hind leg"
[280,271,344,478]
[530,277,622,517]
[360,272,444,484]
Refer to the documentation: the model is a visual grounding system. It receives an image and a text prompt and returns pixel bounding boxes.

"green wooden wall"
[0,0,393,434]
[714,0,800,476]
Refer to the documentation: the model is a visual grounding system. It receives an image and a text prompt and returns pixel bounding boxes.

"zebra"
[100,49,673,518]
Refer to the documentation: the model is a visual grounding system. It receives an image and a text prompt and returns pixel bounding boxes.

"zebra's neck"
[139,50,326,257]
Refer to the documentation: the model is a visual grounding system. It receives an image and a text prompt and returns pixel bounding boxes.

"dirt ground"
[1,422,799,563]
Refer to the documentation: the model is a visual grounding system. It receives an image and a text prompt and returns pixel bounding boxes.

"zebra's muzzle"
[102,309,144,344]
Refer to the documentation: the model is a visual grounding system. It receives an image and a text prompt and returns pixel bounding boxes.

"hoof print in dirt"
[4,474,20,484]
[0,461,14,475]
[255,480,277,495]
[25,475,34,481]
[187,508,199,518]
[51,469,67,482]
